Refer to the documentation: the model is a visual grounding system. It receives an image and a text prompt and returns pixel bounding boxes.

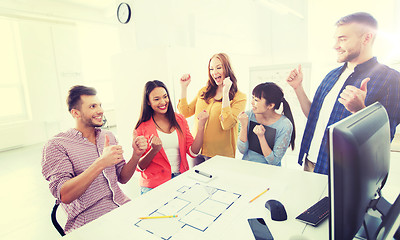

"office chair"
[51,200,65,236]
[101,115,109,129]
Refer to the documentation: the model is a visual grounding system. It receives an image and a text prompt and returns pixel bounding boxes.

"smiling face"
[74,95,104,128]
[148,87,169,115]
[251,95,274,114]
[333,23,365,64]
[209,57,226,86]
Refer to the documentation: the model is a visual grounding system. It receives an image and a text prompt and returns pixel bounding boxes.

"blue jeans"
[140,186,153,195]
[140,173,181,195]
[189,154,211,168]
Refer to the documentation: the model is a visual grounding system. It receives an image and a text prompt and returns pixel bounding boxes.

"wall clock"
[117,2,131,24]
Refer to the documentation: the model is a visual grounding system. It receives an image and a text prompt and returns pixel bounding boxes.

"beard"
[337,47,361,63]
[81,113,104,128]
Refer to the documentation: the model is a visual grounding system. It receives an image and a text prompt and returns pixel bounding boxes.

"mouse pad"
[248,121,276,155]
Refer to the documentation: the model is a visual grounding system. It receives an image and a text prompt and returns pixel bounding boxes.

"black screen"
[328,102,391,240]
[248,218,274,240]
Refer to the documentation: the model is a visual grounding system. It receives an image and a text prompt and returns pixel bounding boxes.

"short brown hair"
[67,85,97,112]
[336,12,377,30]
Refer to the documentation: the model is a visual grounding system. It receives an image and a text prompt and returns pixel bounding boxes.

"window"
[0,18,29,124]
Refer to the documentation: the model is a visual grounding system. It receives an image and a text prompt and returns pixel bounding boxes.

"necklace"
[153,117,172,133]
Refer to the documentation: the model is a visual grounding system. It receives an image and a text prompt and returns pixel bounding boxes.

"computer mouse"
[265,199,287,221]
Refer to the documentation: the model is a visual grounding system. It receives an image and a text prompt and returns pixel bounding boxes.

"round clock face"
[117,2,131,24]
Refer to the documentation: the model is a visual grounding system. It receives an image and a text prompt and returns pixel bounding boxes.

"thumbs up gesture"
[287,64,303,90]
[100,134,124,168]
[132,130,147,157]
[338,77,370,113]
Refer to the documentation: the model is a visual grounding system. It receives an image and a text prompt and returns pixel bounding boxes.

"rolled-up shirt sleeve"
[108,134,126,177]
[42,141,75,200]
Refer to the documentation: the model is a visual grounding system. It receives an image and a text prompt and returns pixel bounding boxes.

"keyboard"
[295,196,330,226]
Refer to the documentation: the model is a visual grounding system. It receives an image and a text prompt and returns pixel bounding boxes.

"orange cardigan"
[177,87,247,158]
[135,113,196,188]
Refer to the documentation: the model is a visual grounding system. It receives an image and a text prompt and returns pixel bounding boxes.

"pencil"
[249,188,270,203]
[139,215,178,219]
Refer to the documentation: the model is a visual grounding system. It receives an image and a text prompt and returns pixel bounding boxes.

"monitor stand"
[355,194,400,240]
[355,214,382,239]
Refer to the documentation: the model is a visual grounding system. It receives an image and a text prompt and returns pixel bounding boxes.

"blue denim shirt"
[299,57,400,175]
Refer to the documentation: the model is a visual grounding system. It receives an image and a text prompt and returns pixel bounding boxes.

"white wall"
[112,0,309,154]
[307,0,400,95]
[1,0,399,152]
[0,1,122,150]
[0,19,74,150]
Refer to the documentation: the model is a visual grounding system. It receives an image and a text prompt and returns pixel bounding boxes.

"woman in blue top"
[237,82,295,166]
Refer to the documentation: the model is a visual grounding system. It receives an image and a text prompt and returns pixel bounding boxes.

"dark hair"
[252,82,296,150]
[201,53,238,103]
[135,80,182,134]
[336,12,378,29]
[67,85,97,112]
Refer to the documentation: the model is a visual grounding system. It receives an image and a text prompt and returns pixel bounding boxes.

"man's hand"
[59,135,124,204]
[338,77,370,113]
[287,64,303,90]
[99,135,124,168]
[132,130,147,157]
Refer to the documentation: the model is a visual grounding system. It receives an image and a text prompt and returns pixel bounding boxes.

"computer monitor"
[328,102,392,240]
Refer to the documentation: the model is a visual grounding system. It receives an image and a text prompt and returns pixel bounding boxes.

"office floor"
[0,143,59,240]
[0,139,398,240]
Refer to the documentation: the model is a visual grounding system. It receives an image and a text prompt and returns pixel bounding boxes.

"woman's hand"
[238,111,249,127]
[222,77,233,96]
[132,130,147,157]
[253,124,266,138]
[197,110,209,128]
[180,74,191,89]
[149,135,162,153]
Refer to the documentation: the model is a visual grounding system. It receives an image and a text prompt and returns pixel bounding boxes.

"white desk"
[63,156,328,240]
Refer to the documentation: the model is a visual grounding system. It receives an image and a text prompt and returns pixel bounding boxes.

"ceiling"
[0,0,118,24]
[59,0,115,10]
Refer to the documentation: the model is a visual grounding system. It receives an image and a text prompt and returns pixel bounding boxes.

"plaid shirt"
[299,57,400,175]
[42,128,130,233]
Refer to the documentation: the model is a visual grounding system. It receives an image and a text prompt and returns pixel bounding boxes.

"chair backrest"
[51,200,65,236]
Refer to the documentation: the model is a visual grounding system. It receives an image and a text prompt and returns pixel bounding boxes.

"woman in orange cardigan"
[135,80,208,194]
